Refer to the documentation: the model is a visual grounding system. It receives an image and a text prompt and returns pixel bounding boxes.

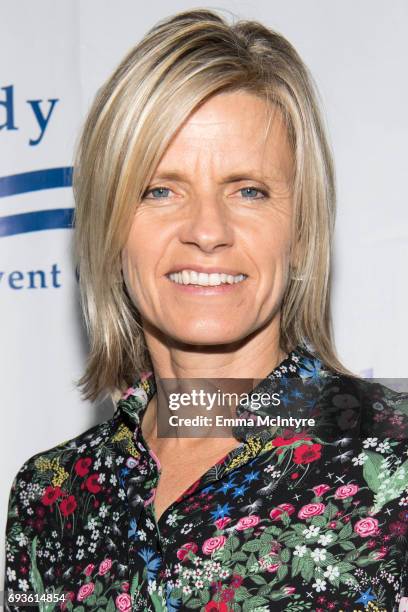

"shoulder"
[314,366,408,438]
[7,415,120,513]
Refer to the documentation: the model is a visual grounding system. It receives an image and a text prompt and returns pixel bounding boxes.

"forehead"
[157,91,293,179]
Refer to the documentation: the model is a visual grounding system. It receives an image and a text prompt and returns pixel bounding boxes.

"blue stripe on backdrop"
[0,208,74,237]
[0,167,73,198]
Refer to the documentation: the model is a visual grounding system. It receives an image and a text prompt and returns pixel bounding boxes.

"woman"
[4,8,408,612]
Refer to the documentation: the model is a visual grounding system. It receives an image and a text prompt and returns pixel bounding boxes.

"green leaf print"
[363,450,388,493]
[106,597,116,612]
[28,537,63,612]
[300,555,314,582]
[130,572,140,599]
[370,456,408,513]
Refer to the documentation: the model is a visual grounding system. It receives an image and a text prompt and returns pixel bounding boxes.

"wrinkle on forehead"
[156,92,293,182]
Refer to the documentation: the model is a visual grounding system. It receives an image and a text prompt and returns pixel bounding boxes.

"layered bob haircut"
[73,8,356,403]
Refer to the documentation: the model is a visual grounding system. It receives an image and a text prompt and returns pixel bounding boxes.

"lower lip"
[166,276,247,294]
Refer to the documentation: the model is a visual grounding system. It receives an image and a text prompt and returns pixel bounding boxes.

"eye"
[239,186,268,199]
[142,186,172,199]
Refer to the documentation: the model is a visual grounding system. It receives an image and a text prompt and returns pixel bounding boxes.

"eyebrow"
[151,170,283,183]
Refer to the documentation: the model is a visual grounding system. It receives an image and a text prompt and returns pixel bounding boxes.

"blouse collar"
[114,343,332,442]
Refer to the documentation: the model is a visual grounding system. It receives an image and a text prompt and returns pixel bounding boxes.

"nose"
[179,193,234,253]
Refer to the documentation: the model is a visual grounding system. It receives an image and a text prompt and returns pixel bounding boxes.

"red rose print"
[312,484,331,497]
[77,582,95,601]
[293,443,322,465]
[297,502,325,519]
[84,563,94,576]
[269,503,295,521]
[59,495,77,517]
[214,517,231,530]
[85,473,101,494]
[41,486,62,506]
[176,542,198,561]
[98,558,112,575]
[74,457,92,477]
[334,484,359,499]
[272,434,312,447]
[202,536,226,555]
[115,593,132,612]
[354,517,379,537]
[205,602,229,612]
[235,515,260,531]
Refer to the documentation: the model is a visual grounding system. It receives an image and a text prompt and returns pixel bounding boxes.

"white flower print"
[99,504,108,518]
[363,437,378,448]
[303,526,320,539]
[352,452,367,466]
[6,567,16,582]
[16,533,28,547]
[91,530,100,541]
[90,436,102,447]
[318,533,333,546]
[311,548,327,563]
[324,564,340,582]
[293,545,307,557]
[312,578,327,592]
[146,518,155,530]
[166,513,178,527]
[18,579,29,592]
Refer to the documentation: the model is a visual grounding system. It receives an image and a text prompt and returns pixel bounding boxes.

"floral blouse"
[4,344,408,612]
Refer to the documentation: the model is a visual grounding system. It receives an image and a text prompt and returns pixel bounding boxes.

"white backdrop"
[1,0,407,584]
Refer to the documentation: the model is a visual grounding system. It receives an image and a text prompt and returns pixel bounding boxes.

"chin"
[169,320,249,346]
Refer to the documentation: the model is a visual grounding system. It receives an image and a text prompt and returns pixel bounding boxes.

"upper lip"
[166,265,246,276]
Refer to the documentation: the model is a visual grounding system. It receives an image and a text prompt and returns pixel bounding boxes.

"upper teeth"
[168,270,246,286]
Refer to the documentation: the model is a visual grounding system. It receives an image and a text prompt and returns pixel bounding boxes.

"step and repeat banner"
[1,0,407,582]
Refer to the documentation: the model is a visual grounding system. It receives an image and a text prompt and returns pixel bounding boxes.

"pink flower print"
[312,484,330,497]
[297,502,325,519]
[214,517,231,530]
[98,558,112,576]
[334,484,359,499]
[354,517,380,537]
[77,582,95,601]
[202,535,226,555]
[115,593,132,611]
[235,515,260,531]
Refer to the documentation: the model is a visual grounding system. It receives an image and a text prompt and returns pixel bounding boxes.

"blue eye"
[240,187,267,199]
[144,187,171,199]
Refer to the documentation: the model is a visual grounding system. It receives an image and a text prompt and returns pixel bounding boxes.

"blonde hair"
[73,7,358,404]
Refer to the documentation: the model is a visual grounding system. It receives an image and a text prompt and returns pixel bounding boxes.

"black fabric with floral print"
[4,344,408,611]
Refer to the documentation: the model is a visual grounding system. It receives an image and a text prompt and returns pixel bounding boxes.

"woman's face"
[122,90,294,346]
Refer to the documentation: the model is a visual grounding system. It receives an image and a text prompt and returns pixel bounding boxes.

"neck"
[140,317,289,451]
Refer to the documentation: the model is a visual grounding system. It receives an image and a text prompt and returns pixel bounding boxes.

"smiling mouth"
[166,270,247,286]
